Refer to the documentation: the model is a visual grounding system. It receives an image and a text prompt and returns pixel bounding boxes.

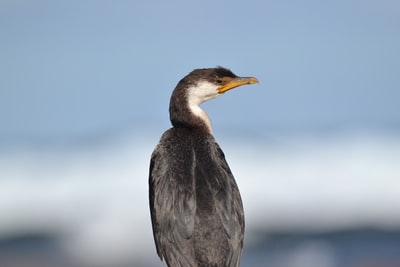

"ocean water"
[0,128,399,267]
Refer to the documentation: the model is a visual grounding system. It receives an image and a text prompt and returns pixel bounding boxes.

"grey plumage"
[149,67,258,267]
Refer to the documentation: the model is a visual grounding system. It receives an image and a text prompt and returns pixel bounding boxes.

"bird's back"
[149,128,244,267]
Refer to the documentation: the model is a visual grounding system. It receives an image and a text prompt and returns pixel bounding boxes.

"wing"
[192,136,245,267]
[149,132,197,267]
[211,141,245,267]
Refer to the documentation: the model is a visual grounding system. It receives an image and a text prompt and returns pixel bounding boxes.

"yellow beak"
[217,77,259,94]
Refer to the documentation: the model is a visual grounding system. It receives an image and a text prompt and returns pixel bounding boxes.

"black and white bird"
[149,67,258,267]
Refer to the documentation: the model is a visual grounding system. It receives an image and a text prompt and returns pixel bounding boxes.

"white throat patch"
[187,80,220,133]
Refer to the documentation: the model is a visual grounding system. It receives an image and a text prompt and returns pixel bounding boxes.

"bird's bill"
[217,77,259,94]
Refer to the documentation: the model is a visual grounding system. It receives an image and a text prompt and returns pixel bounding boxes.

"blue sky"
[1,0,399,140]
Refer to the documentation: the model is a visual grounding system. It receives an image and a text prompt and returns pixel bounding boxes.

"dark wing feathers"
[149,130,244,267]
[149,138,197,267]
[212,141,245,267]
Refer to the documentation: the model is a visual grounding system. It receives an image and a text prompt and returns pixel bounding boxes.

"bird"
[149,67,258,267]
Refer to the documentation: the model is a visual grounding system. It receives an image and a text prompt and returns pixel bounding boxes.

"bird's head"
[180,67,259,106]
[169,67,258,132]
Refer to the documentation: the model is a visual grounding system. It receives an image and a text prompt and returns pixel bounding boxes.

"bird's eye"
[216,79,223,84]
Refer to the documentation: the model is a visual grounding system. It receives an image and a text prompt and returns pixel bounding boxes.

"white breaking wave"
[0,129,399,266]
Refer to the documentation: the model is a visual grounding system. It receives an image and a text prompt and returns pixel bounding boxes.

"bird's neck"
[169,100,212,134]
[188,103,213,133]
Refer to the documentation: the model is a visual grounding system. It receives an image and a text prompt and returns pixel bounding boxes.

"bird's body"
[149,67,258,267]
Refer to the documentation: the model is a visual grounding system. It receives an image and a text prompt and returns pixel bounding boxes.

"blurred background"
[1,0,400,266]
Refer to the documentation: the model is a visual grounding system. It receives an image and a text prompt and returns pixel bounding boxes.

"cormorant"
[149,67,258,267]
